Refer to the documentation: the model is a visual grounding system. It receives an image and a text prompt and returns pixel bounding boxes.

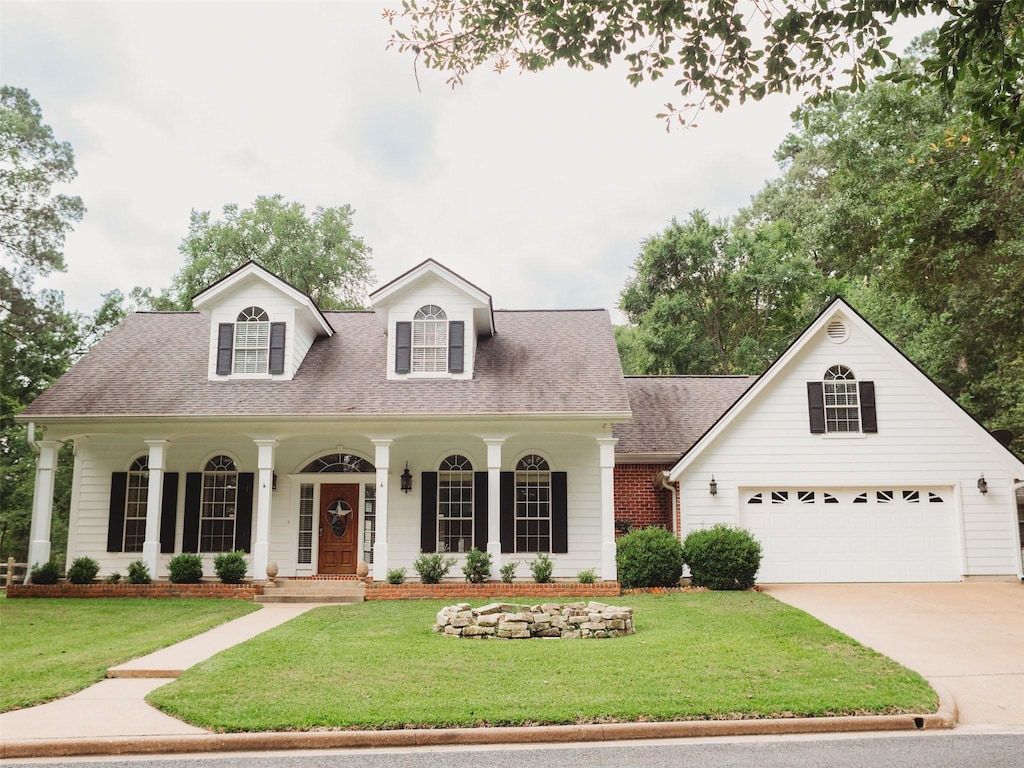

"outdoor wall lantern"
[272,472,278,491]
[401,462,413,494]
[977,474,988,495]
[709,475,718,497]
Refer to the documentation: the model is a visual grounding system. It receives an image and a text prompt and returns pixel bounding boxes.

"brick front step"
[255,578,366,604]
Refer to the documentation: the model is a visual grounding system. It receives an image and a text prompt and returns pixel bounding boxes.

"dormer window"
[414,305,448,372]
[216,307,286,376]
[807,365,878,434]
[234,307,270,373]
[394,305,465,375]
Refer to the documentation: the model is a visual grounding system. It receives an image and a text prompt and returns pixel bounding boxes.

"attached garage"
[741,487,962,583]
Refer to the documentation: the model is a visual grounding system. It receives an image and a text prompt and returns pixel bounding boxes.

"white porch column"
[142,440,169,578]
[483,438,505,572]
[27,440,61,574]
[253,439,278,580]
[598,437,618,582]
[371,439,393,581]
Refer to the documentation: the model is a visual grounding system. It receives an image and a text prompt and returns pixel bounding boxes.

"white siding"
[677,313,1023,580]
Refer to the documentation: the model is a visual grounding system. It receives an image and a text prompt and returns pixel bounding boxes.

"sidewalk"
[0,598,957,759]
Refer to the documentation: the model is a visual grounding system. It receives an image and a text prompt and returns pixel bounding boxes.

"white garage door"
[740,488,961,583]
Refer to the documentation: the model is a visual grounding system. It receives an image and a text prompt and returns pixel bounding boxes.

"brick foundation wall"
[614,463,676,534]
[365,581,621,601]
[6,582,263,600]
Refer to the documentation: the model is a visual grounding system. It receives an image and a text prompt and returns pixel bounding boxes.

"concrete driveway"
[763,582,1024,728]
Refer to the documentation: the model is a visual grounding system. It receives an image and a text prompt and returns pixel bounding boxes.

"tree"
[744,41,1024,446]
[149,195,374,310]
[1,87,85,564]
[619,212,828,375]
[385,1,1024,151]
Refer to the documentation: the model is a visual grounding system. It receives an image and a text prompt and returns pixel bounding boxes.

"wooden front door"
[318,484,360,575]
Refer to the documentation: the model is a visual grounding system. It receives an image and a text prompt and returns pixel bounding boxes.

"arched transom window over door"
[413,305,447,372]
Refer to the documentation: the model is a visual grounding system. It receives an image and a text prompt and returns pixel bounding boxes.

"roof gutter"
[655,470,678,536]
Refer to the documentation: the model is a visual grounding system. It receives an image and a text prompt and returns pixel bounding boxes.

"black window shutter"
[234,473,254,552]
[268,322,286,374]
[473,472,488,550]
[395,321,412,374]
[182,473,202,552]
[107,473,128,552]
[421,472,438,552]
[159,473,179,553]
[448,321,465,373]
[807,382,826,434]
[500,471,515,553]
[859,380,878,433]
[551,472,568,553]
[216,323,234,375]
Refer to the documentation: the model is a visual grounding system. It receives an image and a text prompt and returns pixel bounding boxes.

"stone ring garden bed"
[434,601,635,639]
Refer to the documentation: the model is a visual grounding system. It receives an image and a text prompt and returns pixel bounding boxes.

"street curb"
[0,702,956,760]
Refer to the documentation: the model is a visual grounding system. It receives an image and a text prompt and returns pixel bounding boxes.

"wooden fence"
[1,557,27,587]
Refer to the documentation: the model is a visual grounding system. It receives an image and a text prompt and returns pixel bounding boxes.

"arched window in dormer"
[413,305,448,372]
[215,308,286,376]
[233,307,270,374]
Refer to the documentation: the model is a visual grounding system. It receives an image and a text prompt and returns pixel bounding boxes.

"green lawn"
[0,596,258,711]
[148,593,937,730]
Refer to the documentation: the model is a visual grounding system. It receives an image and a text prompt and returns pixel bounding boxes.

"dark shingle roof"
[614,376,756,457]
[21,310,630,419]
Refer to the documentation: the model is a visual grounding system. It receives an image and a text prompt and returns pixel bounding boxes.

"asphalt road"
[7,732,1023,767]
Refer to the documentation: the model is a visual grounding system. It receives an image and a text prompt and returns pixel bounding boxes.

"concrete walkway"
[0,603,320,742]
[764,582,1024,728]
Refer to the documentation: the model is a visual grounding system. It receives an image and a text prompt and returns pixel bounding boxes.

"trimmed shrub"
[616,525,684,589]
[66,557,100,584]
[386,567,406,585]
[462,548,492,583]
[682,524,762,590]
[127,559,151,584]
[168,553,204,584]
[213,550,248,583]
[106,572,122,584]
[413,552,456,584]
[30,561,60,585]
[577,568,597,584]
[499,561,518,583]
[529,552,554,583]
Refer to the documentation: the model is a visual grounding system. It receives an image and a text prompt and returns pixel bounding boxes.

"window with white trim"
[234,306,270,374]
[438,454,473,553]
[201,455,237,552]
[824,365,860,433]
[413,305,448,372]
[515,454,551,553]
[124,457,149,552]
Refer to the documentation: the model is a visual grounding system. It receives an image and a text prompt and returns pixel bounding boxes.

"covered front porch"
[25,418,619,583]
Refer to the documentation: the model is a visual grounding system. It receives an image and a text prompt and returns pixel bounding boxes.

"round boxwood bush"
[213,550,248,583]
[168,553,204,584]
[682,524,762,590]
[127,559,151,584]
[29,560,61,585]
[66,556,100,584]
[615,525,683,588]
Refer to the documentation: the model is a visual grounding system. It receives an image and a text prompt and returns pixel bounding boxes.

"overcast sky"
[4,1,939,321]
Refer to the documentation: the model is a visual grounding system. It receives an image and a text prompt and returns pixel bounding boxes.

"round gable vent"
[826,318,849,343]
